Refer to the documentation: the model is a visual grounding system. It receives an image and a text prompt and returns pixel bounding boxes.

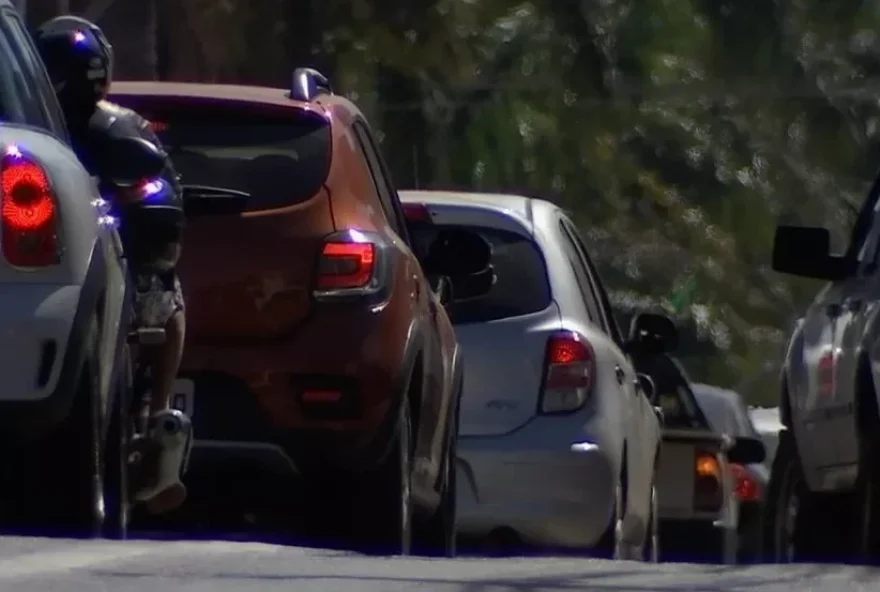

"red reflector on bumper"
[301,389,342,403]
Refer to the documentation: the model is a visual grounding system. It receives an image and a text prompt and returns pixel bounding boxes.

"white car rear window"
[409,224,552,324]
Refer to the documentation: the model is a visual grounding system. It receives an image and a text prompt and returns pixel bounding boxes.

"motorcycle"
[99,136,193,519]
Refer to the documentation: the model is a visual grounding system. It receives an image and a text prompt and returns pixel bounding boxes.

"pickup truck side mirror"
[772,225,852,281]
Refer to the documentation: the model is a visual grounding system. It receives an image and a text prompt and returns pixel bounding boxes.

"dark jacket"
[68,99,184,273]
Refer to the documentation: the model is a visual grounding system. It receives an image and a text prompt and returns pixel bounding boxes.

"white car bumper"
[455,416,615,549]
[0,283,79,403]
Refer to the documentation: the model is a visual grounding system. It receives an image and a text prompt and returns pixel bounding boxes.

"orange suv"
[110,69,490,555]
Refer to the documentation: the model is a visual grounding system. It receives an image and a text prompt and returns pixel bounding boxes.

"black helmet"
[33,16,113,111]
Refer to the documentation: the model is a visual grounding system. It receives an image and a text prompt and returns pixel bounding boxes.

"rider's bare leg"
[149,310,185,414]
[136,310,190,514]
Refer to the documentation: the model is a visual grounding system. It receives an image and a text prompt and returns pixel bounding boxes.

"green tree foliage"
[32,0,880,405]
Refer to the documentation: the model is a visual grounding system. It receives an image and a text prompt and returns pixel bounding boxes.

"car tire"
[643,480,660,562]
[596,473,625,559]
[736,504,763,564]
[52,319,105,536]
[762,428,849,563]
[103,343,133,540]
[359,394,414,556]
[853,375,880,563]
[854,449,880,564]
[6,319,105,537]
[414,396,459,558]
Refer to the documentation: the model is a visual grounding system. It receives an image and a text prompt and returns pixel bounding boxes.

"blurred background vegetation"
[21,0,880,405]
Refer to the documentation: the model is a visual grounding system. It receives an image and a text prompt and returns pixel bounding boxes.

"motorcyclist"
[33,15,191,515]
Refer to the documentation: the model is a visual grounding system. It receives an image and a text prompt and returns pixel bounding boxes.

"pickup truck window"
[633,352,711,430]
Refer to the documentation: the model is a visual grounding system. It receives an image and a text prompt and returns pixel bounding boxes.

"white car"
[400,189,675,560]
[0,1,133,538]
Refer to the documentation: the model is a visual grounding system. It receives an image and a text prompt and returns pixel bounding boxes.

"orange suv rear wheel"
[355,395,414,555]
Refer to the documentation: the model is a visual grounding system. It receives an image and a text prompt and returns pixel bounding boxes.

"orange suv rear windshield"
[109,95,331,210]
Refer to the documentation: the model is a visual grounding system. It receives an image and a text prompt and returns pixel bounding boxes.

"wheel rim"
[776,464,799,563]
[858,468,874,556]
[108,353,133,538]
[94,467,105,533]
[118,428,132,535]
[399,408,413,555]
[613,482,625,560]
[646,485,659,562]
[90,363,105,536]
[446,432,458,554]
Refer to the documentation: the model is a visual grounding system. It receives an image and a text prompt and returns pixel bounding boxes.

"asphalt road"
[2,536,880,592]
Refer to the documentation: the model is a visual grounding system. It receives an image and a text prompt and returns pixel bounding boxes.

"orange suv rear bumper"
[178,302,413,476]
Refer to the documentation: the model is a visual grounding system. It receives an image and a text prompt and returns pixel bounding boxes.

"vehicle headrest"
[245,154,303,199]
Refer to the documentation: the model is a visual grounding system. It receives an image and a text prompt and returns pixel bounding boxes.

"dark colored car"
[109,69,491,556]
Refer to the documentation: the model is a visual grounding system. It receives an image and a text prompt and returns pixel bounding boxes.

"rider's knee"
[165,309,185,345]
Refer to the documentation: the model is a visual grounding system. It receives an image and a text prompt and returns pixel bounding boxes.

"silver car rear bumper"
[455,417,615,549]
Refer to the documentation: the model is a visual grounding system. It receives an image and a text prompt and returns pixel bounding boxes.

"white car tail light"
[1,147,60,267]
[539,330,595,414]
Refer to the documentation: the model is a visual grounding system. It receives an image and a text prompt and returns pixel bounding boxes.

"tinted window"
[2,11,66,137]
[656,384,706,430]
[557,220,603,323]
[352,121,409,241]
[857,199,880,274]
[572,227,624,344]
[109,96,331,211]
[0,14,28,123]
[633,353,709,430]
[409,224,551,324]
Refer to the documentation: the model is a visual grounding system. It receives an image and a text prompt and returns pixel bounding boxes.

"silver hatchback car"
[400,190,674,559]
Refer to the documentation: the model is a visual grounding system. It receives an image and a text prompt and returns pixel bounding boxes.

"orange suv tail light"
[538,330,595,414]
[313,230,391,300]
[316,242,375,289]
[1,147,60,267]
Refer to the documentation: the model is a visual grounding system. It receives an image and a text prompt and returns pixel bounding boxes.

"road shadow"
[91,562,878,591]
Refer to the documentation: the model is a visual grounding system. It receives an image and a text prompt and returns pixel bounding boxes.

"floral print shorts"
[132,270,185,328]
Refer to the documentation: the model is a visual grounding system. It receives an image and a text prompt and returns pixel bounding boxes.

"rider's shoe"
[133,408,193,514]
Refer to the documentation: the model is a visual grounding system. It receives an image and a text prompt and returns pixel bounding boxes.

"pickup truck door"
[831,204,880,468]
[796,283,844,472]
